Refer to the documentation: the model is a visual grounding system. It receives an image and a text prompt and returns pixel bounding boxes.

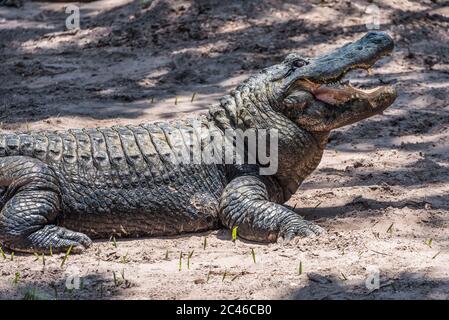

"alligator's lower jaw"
[296,79,396,109]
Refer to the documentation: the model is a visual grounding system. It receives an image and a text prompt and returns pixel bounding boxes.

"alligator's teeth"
[366,68,373,75]
[348,83,357,89]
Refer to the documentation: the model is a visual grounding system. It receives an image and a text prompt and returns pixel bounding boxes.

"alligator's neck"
[208,84,329,202]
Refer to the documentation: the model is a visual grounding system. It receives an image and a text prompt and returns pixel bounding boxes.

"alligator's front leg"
[219,175,324,242]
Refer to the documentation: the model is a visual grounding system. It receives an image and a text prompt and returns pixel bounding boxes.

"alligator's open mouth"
[296,68,396,109]
[284,32,397,111]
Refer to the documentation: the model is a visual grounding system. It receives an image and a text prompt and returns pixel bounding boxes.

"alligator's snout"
[309,31,394,82]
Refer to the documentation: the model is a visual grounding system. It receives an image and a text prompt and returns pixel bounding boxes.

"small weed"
[121,254,128,264]
[60,245,73,268]
[386,223,394,233]
[187,250,194,270]
[13,272,20,285]
[232,226,238,243]
[23,288,38,300]
[112,269,130,288]
[113,271,119,286]
[0,245,6,259]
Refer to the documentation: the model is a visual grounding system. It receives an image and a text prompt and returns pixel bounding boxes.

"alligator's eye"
[292,59,308,68]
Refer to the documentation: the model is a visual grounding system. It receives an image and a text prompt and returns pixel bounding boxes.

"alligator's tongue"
[313,87,353,105]
[314,85,389,107]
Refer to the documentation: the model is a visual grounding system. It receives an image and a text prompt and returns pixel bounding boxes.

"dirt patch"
[0,0,448,299]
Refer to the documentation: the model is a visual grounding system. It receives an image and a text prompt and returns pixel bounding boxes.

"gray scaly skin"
[0,32,397,253]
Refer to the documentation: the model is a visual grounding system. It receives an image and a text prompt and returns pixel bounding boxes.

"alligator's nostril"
[356,45,363,50]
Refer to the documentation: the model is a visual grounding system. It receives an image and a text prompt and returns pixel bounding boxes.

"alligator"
[0,32,397,253]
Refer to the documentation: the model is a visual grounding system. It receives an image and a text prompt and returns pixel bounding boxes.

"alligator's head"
[265,32,396,132]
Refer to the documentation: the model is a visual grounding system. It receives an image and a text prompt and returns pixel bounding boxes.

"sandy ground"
[0,0,448,300]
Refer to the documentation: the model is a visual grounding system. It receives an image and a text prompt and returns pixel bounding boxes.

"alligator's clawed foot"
[9,225,92,254]
[278,220,325,244]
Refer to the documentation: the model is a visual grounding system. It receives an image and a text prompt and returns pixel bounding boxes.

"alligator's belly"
[55,166,226,239]
[57,187,222,238]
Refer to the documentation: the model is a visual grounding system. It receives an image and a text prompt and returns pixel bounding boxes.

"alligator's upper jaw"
[300,31,394,83]
[285,32,396,110]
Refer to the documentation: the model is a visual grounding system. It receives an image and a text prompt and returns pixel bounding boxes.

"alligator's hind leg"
[0,156,92,253]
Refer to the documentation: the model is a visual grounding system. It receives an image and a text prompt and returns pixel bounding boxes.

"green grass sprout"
[60,245,73,268]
